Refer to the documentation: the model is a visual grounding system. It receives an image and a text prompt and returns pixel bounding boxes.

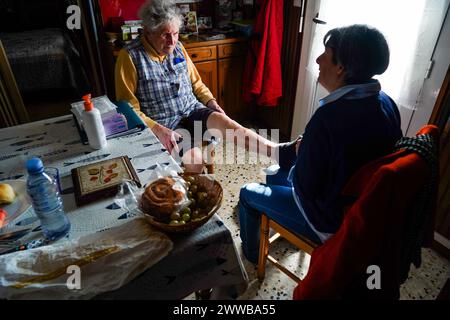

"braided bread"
[141,177,184,222]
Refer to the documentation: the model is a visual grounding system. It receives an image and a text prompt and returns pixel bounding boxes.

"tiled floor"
[208,142,450,300]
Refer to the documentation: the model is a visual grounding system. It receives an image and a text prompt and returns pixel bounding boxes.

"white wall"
[290,0,319,139]
[406,9,450,136]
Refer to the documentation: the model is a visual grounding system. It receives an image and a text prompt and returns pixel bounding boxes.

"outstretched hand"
[207,99,225,114]
[151,123,181,155]
[295,138,302,154]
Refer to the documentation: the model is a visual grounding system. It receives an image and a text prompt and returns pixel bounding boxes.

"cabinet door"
[218,57,245,120]
[194,60,218,100]
[218,43,248,59]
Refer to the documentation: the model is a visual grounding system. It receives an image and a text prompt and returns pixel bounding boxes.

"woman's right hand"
[295,138,302,154]
[151,123,182,155]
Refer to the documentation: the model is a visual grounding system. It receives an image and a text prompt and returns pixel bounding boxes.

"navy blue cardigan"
[291,92,403,234]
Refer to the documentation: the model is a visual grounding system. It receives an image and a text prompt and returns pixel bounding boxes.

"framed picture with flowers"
[71,156,140,206]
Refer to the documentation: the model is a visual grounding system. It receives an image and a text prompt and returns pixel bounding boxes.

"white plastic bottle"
[81,94,107,149]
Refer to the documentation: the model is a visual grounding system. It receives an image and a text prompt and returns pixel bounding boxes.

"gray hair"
[138,0,183,34]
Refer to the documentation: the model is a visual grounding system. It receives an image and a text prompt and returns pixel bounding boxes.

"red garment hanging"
[242,0,284,107]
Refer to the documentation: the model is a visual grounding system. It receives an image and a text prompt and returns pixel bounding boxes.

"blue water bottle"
[26,157,71,241]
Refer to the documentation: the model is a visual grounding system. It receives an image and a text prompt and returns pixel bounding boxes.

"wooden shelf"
[181,35,248,48]
[110,35,248,57]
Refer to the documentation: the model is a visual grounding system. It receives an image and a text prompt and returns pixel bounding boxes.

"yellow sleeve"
[114,49,156,128]
[180,44,215,106]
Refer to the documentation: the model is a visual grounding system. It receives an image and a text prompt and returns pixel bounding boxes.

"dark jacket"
[292,125,438,299]
[291,91,402,234]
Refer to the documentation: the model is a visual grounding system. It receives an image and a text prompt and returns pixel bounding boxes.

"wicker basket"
[143,174,223,233]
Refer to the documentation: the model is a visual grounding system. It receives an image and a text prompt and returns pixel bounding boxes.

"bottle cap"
[82,94,94,111]
[26,157,44,174]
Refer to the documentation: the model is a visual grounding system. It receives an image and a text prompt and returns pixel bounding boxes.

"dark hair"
[323,24,390,84]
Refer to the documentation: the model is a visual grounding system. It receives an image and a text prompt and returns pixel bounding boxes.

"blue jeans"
[238,169,321,264]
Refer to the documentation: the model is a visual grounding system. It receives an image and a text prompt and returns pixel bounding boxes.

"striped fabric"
[394,133,437,182]
[125,40,204,129]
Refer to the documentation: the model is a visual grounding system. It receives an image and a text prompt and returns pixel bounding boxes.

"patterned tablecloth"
[0,115,248,299]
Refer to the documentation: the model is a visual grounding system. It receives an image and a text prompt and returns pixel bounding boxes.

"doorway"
[292,0,450,138]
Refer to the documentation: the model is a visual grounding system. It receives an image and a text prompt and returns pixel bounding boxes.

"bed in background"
[0,27,89,95]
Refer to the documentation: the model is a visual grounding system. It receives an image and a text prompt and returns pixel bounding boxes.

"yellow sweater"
[115,36,215,129]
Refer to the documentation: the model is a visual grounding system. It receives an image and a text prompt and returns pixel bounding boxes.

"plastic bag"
[0,217,173,299]
[114,164,219,227]
[113,179,143,216]
[115,164,190,223]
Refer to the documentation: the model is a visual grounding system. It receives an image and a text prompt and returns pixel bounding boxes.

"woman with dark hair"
[238,24,403,264]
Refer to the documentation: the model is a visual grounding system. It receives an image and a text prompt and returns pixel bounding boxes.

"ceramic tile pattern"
[207,142,450,300]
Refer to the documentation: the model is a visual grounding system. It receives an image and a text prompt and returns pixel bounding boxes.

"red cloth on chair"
[293,125,438,299]
[242,0,284,107]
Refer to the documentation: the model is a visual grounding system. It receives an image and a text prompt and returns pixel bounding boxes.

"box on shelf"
[71,97,146,144]
[121,20,143,41]
[230,20,253,37]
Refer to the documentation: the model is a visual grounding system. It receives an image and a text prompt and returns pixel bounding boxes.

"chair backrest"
[293,125,439,299]
[0,40,29,128]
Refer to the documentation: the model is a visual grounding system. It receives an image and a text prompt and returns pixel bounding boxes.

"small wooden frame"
[71,156,140,206]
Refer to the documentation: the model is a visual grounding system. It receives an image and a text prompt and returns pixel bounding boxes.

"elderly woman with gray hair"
[115,0,278,173]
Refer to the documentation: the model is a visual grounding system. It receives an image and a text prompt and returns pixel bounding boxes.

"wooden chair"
[181,140,215,174]
[0,40,30,127]
[257,214,319,282]
[202,140,215,174]
[258,125,439,293]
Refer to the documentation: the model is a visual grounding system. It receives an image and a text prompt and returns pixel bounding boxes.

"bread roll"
[141,177,184,222]
[0,183,16,205]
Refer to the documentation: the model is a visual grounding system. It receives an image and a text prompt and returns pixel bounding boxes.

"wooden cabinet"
[185,45,217,62]
[184,37,248,121]
[218,43,248,59]
[195,60,218,99]
[218,55,245,120]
